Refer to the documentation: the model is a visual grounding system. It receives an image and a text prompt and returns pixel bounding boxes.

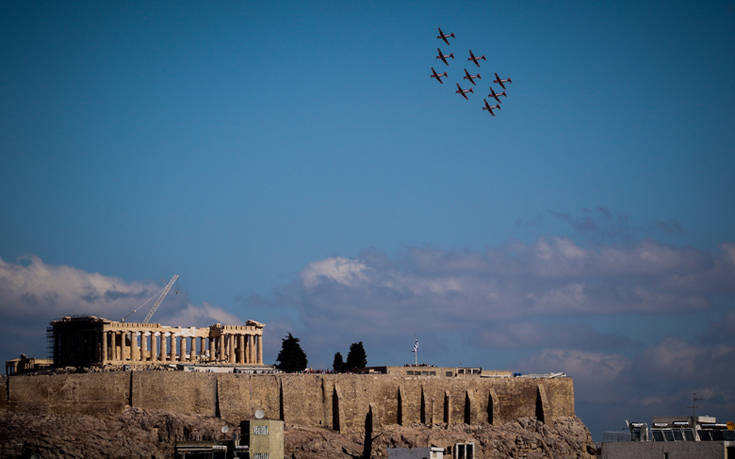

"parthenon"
[49,316,265,367]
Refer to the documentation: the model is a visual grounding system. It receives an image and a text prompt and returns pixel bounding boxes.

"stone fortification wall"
[5,372,129,415]
[2,373,574,432]
[1,376,7,412]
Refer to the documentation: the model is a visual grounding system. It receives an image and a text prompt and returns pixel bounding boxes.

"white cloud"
[0,256,245,360]
[643,338,702,377]
[282,239,735,341]
[523,349,629,382]
[0,255,158,319]
[163,302,241,328]
[520,349,630,403]
[301,256,369,288]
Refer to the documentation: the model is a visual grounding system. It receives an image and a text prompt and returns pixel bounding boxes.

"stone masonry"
[1,373,575,433]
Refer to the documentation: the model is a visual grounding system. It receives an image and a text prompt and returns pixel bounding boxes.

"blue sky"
[1,1,734,439]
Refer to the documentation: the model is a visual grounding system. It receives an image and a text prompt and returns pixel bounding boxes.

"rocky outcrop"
[286,416,597,458]
[0,408,595,458]
[0,407,232,458]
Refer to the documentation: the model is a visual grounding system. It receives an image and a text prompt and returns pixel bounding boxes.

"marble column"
[153,333,160,362]
[170,335,177,361]
[141,332,148,362]
[238,334,245,364]
[131,332,139,361]
[101,331,107,364]
[161,333,168,361]
[180,337,187,362]
[257,335,263,364]
[219,335,225,361]
[228,335,236,363]
[209,337,215,361]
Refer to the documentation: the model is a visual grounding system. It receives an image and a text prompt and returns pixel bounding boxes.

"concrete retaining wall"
[5,373,575,432]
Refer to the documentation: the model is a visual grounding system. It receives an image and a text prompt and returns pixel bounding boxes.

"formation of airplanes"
[428,27,513,119]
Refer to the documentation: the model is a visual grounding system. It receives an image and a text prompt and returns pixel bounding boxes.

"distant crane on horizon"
[121,274,179,323]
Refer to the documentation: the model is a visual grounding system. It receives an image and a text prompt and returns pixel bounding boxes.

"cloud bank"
[0,256,239,357]
[280,238,735,342]
[261,237,735,437]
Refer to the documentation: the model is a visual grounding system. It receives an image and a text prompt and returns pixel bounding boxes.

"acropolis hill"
[1,316,593,457]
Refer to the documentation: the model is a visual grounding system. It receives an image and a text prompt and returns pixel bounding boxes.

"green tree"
[345,341,367,372]
[332,352,345,373]
[276,333,307,372]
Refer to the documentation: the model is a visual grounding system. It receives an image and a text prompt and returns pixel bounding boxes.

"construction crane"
[121,274,179,323]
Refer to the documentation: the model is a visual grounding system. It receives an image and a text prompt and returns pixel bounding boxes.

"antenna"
[689,392,704,418]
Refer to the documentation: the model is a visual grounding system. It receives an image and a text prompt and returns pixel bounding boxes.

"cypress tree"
[332,352,345,373]
[275,333,307,372]
[345,341,367,372]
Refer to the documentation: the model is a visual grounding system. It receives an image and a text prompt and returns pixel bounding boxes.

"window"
[652,431,664,442]
[430,371,436,376]
[673,430,684,441]
[446,371,453,377]
[454,442,475,459]
[407,371,414,375]
[683,430,695,441]
[664,430,675,442]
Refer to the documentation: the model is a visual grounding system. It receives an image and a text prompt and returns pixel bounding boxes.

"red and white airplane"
[430,67,448,84]
[488,87,507,103]
[463,69,481,86]
[493,72,512,89]
[436,48,454,65]
[467,50,486,67]
[482,99,501,116]
[455,83,473,100]
[436,27,455,45]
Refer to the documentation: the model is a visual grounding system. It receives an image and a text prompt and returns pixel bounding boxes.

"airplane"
[430,67,448,84]
[467,50,486,67]
[493,72,512,89]
[436,27,455,45]
[463,69,481,86]
[436,48,454,66]
[488,87,507,103]
[455,83,473,100]
[482,99,501,116]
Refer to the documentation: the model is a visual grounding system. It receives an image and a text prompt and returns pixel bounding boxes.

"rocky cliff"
[0,407,596,458]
